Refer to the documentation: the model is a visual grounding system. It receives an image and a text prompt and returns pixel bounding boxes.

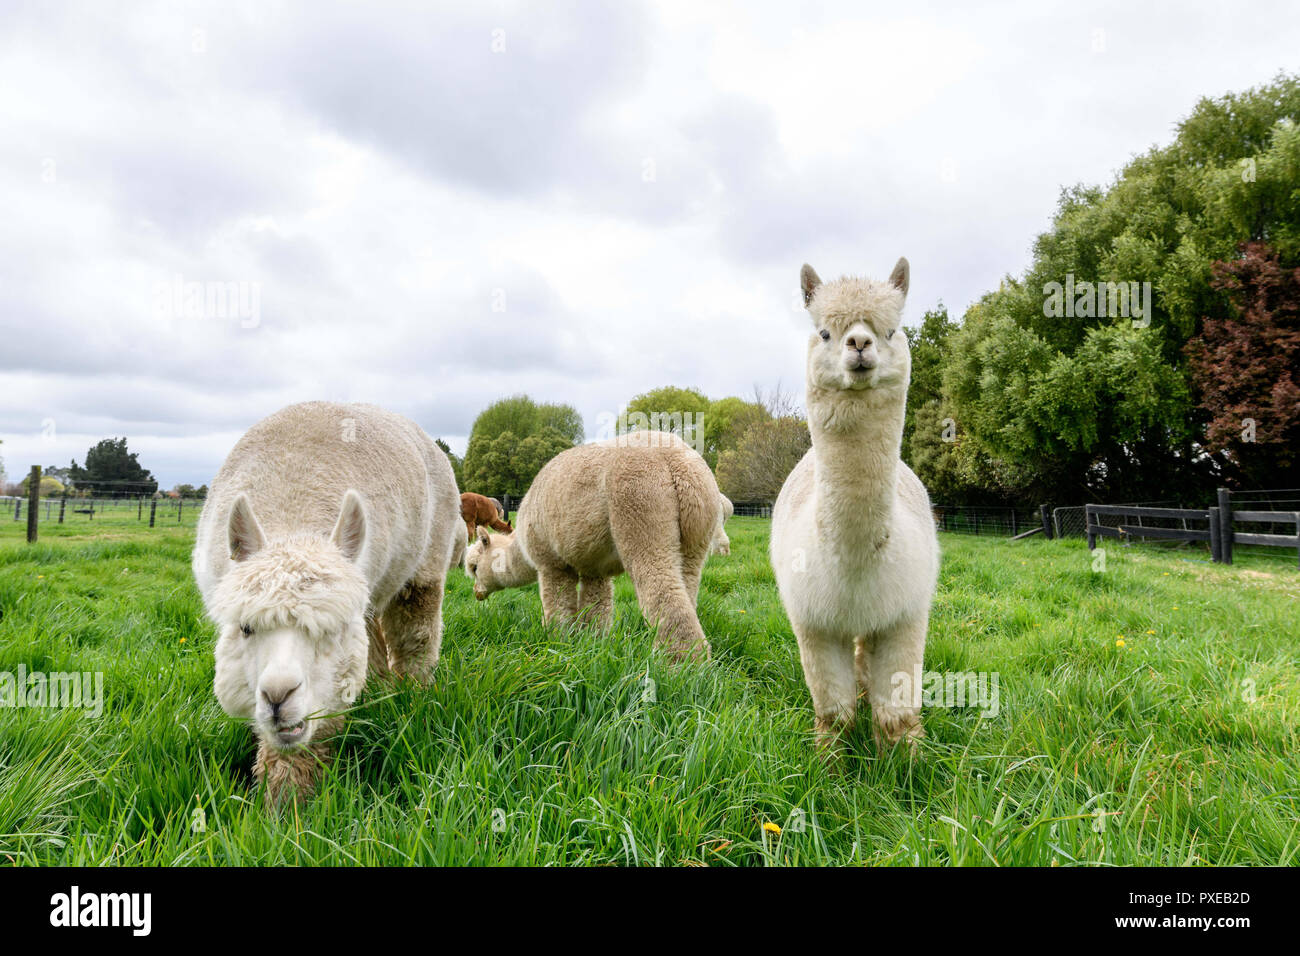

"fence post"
[1209,507,1221,562]
[12,498,18,521]
[973,512,980,536]
[26,465,40,543]
[1086,505,1095,551]
[1010,510,1018,537]
[149,498,157,528]
[178,499,183,523]
[138,497,143,520]
[1217,488,1233,565]
[1039,504,1053,540]
[58,498,66,524]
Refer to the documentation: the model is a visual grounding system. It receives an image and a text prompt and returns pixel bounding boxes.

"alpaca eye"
[819,329,830,341]
[240,624,253,637]
[468,564,477,575]
[886,329,896,340]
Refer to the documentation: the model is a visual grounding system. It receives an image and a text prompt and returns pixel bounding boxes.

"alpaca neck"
[499,536,538,589]
[807,385,906,550]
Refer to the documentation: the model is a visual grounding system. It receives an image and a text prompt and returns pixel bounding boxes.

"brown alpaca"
[461,491,512,541]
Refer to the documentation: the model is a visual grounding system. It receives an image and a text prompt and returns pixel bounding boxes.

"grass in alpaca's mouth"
[275,720,306,742]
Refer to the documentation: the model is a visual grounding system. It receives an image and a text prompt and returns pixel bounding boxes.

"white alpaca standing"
[193,401,462,805]
[770,258,939,752]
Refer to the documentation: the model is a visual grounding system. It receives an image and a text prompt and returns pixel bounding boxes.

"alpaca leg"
[866,616,927,752]
[367,613,392,681]
[610,499,710,661]
[576,576,613,629]
[464,519,476,543]
[794,623,857,752]
[854,635,871,699]
[255,716,342,809]
[681,550,706,607]
[538,567,580,624]
[382,579,445,682]
[623,558,710,661]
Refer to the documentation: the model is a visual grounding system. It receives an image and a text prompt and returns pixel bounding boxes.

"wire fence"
[1,495,204,531]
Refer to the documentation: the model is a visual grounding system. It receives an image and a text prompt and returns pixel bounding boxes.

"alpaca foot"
[813,714,853,769]
[872,712,924,754]
[659,635,711,663]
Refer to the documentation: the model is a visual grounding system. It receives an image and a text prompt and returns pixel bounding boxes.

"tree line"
[9,75,1292,512]
[903,73,1300,506]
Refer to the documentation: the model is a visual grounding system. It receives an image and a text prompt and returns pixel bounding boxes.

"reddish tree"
[1186,242,1300,485]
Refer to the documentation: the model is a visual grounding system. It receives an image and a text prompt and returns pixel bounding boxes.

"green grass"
[0,514,1296,865]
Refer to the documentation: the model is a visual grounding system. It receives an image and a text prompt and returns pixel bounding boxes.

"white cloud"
[1,0,1297,485]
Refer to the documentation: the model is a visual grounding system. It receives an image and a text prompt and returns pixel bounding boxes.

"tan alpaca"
[464,430,721,661]
[193,402,462,806]
[770,258,940,753]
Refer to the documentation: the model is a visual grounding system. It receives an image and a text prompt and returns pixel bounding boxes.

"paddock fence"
[3,494,203,534]
[1082,488,1300,568]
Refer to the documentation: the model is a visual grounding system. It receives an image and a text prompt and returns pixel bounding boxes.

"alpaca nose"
[846,331,873,351]
[262,681,301,720]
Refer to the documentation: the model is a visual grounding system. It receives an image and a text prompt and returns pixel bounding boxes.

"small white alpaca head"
[209,491,370,751]
[464,525,513,601]
[800,258,911,393]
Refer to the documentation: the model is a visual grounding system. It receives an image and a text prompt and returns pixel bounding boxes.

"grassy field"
[0,510,1297,866]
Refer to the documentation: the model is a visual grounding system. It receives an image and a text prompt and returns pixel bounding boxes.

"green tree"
[940,73,1300,502]
[21,474,65,496]
[68,438,157,496]
[435,438,465,489]
[702,395,769,467]
[716,417,811,503]
[461,393,583,496]
[622,386,711,457]
[466,395,584,450]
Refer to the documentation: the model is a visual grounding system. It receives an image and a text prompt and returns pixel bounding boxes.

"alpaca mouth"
[274,719,306,745]
[846,365,876,387]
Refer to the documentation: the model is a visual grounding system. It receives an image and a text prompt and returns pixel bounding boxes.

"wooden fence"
[1086,491,1300,568]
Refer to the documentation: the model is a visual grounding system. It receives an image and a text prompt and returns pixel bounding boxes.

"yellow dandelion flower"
[1145,630,1155,635]
[762,822,782,835]
[1116,639,1126,648]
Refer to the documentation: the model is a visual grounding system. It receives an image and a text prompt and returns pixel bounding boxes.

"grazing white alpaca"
[193,402,462,805]
[770,258,940,753]
[463,430,720,661]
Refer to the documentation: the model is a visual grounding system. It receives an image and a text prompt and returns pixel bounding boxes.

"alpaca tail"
[665,452,721,559]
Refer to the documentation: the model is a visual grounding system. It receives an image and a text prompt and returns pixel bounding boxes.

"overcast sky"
[1,0,1297,487]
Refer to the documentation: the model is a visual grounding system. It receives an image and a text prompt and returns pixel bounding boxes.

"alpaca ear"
[476,525,492,547]
[330,490,367,563]
[228,494,266,562]
[889,257,910,295]
[800,264,822,307]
